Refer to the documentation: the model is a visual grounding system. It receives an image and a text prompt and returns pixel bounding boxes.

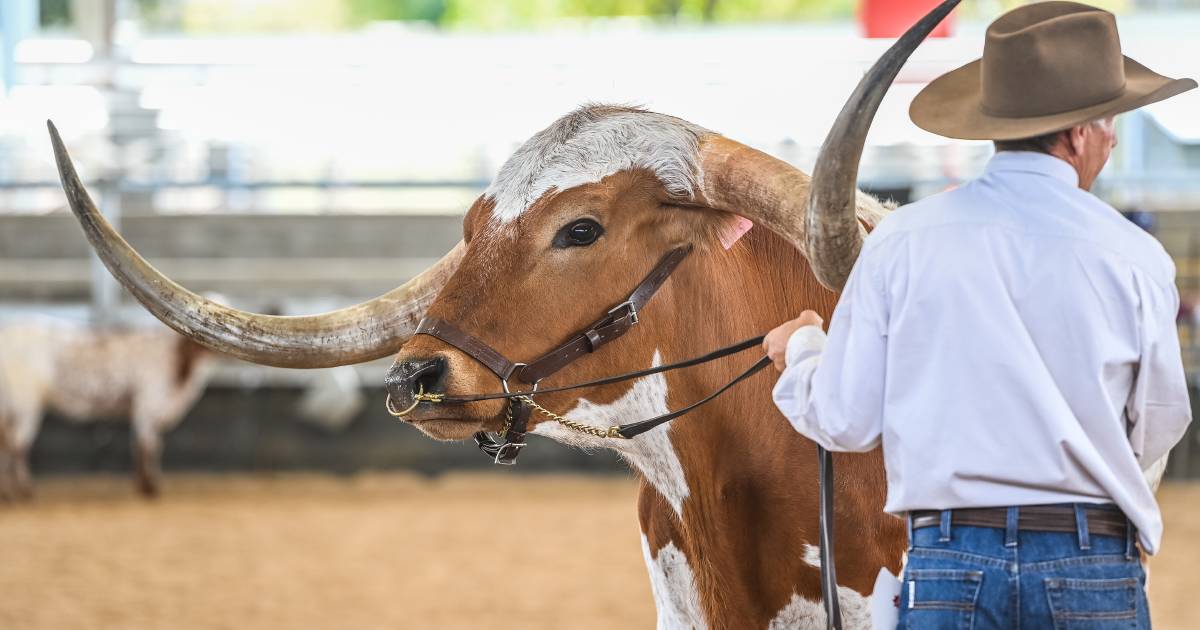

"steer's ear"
[650,201,741,254]
[462,196,494,243]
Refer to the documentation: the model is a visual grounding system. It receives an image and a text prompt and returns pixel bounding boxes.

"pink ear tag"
[719,214,754,250]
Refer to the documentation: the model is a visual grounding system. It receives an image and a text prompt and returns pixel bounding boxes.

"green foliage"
[181,0,348,32]
[38,0,71,28]
[406,0,855,28]
[682,0,855,22]
[168,0,864,32]
[346,0,449,25]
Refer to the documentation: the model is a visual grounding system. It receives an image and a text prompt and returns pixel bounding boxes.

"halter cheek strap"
[517,245,691,384]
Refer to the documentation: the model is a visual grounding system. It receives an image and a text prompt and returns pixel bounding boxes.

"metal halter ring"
[386,391,420,417]
[495,364,539,439]
[501,363,541,395]
[386,383,443,418]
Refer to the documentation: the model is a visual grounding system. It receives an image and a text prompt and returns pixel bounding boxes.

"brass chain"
[389,384,622,440]
[513,395,625,439]
[501,399,513,436]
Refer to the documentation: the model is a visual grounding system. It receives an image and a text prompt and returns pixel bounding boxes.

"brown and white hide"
[0,319,214,498]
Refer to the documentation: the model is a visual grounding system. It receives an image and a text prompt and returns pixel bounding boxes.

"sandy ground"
[1146,483,1200,629]
[0,474,1196,629]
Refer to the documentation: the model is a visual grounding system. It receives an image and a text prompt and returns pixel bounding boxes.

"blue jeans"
[897,505,1150,629]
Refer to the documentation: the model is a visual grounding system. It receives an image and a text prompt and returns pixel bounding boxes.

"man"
[764,2,1194,627]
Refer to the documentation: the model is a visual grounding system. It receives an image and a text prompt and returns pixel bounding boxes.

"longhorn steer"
[384,109,900,628]
[46,5,953,625]
[0,321,213,498]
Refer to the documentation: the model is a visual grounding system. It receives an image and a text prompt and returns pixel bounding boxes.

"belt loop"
[1074,504,1091,551]
[906,513,914,552]
[1005,506,1019,548]
[1125,520,1136,560]
[938,509,952,543]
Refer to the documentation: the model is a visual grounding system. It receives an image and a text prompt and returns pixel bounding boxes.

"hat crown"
[981,1,1126,118]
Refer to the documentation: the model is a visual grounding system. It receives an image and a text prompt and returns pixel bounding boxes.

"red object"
[860,0,956,38]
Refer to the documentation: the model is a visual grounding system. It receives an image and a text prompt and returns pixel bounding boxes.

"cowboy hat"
[910,1,1196,141]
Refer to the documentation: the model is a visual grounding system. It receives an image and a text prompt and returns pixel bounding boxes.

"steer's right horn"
[49,121,463,368]
[697,0,959,291]
[805,0,960,290]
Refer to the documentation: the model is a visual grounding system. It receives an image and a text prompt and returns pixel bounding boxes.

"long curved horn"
[698,0,959,291]
[806,0,959,290]
[48,121,463,368]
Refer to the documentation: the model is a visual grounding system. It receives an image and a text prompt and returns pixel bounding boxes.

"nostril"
[411,358,444,392]
[385,357,446,398]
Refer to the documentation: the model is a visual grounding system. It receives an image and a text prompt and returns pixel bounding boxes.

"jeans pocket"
[1045,577,1140,629]
[902,569,983,630]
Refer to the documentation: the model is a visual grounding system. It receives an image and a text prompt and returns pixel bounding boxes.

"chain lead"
[514,395,626,439]
[389,385,623,440]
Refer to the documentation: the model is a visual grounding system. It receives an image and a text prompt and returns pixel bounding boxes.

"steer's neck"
[629,227,893,626]
[651,226,843,496]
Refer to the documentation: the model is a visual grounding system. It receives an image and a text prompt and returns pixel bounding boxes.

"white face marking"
[768,588,871,630]
[641,535,708,630]
[530,351,690,517]
[485,105,708,223]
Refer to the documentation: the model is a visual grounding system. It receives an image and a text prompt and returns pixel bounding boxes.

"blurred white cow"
[0,320,214,498]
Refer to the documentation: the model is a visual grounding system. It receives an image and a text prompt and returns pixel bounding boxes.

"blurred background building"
[2,0,1199,477]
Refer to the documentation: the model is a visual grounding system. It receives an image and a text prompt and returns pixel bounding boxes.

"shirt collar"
[984,151,1080,188]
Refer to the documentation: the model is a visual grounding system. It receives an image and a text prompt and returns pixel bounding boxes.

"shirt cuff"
[785,325,827,366]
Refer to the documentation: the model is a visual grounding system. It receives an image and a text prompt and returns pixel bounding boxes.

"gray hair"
[993,117,1113,154]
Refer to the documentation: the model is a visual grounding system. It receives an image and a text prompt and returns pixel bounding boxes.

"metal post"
[1124,109,1147,211]
[77,0,123,326]
[1,0,39,96]
[71,0,118,61]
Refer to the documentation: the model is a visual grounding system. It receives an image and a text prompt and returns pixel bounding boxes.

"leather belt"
[910,504,1130,539]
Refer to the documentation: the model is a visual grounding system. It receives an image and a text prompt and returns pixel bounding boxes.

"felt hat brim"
[910,56,1197,141]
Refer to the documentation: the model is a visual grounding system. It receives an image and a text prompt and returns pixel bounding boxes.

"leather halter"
[413,245,696,464]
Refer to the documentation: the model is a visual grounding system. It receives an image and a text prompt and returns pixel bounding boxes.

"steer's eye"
[555,219,604,248]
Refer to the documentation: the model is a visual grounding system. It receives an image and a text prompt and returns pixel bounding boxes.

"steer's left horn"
[48,120,463,368]
[805,0,960,290]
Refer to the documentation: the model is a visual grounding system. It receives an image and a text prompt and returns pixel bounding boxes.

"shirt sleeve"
[771,251,888,453]
[1126,271,1192,470]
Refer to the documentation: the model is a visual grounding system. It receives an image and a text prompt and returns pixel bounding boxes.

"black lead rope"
[438,335,766,404]
[437,336,772,439]
[818,446,842,630]
[616,354,771,438]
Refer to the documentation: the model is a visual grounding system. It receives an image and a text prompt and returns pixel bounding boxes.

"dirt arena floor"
[1,474,1196,629]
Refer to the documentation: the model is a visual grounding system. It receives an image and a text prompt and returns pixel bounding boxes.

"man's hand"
[763,310,824,372]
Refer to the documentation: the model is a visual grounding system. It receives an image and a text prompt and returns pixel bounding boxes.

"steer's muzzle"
[384,356,446,410]
[386,339,511,440]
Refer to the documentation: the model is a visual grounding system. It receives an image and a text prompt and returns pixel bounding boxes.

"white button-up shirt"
[773,151,1192,554]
